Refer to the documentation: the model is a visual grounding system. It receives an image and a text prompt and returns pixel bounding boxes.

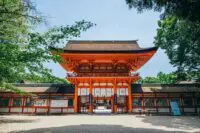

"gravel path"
[0,115,200,133]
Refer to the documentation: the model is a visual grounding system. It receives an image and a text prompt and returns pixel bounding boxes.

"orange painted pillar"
[74,80,78,113]
[113,78,117,113]
[128,79,132,113]
[89,78,93,113]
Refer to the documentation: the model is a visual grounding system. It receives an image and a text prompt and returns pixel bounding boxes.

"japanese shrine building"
[54,40,157,113]
[0,40,200,115]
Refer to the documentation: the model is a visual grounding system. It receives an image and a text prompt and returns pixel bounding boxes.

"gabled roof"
[51,40,158,53]
[65,40,141,51]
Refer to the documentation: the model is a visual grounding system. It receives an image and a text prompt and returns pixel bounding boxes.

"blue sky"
[35,0,175,78]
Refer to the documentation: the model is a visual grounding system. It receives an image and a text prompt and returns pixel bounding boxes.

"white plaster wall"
[0,108,9,113]
[23,108,34,113]
[50,108,61,113]
[63,108,74,113]
[36,108,47,113]
[144,108,157,113]
[10,108,22,113]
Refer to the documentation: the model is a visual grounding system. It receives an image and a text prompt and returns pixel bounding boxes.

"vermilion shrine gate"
[53,40,157,113]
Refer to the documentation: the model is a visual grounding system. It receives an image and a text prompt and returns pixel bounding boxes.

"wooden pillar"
[9,96,13,113]
[181,93,184,114]
[89,78,93,113]
[22,96,26,113]
[113,78,117,113]
[142,93,145,114]
[128,79,132,113]
[74,79,78,113]
[167,92,171,114]
[47,94,50,114]
[155,92,158,114]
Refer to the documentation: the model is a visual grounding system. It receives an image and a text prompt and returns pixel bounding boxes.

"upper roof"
[0,83,75,93]
[65,40,140,51]
[54,40,158,53]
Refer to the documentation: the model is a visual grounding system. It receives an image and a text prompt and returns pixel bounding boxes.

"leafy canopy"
[126,0,200,22]
[126,0,200,81]
[155,16,200,80]
[0,0,94,92]
[138,72,177,84]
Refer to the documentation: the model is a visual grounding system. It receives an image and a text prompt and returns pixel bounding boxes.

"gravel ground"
[0,115,200,133]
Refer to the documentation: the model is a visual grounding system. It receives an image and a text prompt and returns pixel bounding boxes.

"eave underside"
[59,49,157,72]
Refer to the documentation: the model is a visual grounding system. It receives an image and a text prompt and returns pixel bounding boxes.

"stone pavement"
[0,115,200,133]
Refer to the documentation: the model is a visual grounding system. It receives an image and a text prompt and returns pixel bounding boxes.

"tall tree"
[125,0,200,81]
[155,16,200,80]
[0,0,94,92]
[138,72,177,84]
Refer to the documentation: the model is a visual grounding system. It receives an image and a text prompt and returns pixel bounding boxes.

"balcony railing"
[66,72,139,77]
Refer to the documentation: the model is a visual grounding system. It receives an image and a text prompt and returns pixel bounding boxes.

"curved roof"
[58,40,158,53]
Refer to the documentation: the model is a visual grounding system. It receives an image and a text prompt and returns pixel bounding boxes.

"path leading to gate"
[0,115,200,133]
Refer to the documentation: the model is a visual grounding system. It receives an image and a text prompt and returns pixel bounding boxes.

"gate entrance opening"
[77,87,130,113]
[93,97,112,113]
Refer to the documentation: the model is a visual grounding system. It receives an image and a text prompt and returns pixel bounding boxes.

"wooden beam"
[113,78,117,113]
[89,78,93,113]
[74,79,78,113]
[128,78,132,113]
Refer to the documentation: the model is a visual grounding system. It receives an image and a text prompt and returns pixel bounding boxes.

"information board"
[170,101,181,116]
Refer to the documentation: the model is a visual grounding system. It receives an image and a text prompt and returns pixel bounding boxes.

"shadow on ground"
[136,115,200,130]
[0,116,37,124]
[10,124,189,133]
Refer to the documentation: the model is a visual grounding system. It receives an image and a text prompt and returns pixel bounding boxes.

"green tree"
[155,16,200,81]
[157,72,177,84]
[138,72,177,84]
[0,0,94,92]
[125,0,200,81]
[125,0,200,22]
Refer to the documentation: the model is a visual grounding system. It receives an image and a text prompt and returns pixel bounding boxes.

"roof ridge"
[68,40,138,42]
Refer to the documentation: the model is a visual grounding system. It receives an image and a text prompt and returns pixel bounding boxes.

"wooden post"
[22,97,26,113]
[142,93,145,114]
[74,79,78,113]
[128,79,132,113]
[167,92,171,115]
[155,92,158,114]
[181,93,184,114]
[89,78,93,113]
[47,94,50,114]
[113,78,117,113]
[9,96,13,113]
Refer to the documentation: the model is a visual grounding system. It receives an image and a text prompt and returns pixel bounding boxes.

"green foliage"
[22,74,69,84]
[138,72,177,84]
[125,0,200,22]
[125,0,200,81]
[155,16,200,80]
[0,0,94,91]
[0,82,25,95]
